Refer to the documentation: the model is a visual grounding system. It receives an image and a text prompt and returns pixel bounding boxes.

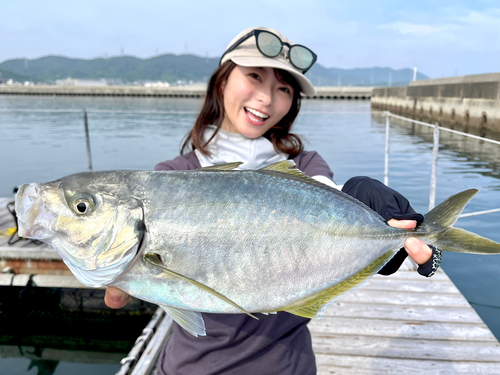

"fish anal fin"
[282,250,396,319]
[199,162,243,171]
[161,305,206,337]
[144,253,258,321]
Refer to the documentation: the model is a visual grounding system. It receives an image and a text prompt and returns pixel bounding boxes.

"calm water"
[1,96,500,372]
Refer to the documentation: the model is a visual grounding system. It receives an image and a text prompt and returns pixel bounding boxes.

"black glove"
[417,245,442,277]
[341,176,436,276]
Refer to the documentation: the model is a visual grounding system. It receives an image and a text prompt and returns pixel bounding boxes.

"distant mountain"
[0,68,34,83]
[0,54,428,86]
[0,55,219,84]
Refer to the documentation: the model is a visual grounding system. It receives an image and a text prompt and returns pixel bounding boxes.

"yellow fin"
[261,160,310,179]
[260,160,334,188]
[282,250,396,318]
[144,253,258,320]
[199,162,243,171]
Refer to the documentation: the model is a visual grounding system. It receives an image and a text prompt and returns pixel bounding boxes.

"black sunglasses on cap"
[220,30,317,73]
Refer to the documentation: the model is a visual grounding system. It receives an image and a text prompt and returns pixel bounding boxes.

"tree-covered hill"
[0,54,428,86]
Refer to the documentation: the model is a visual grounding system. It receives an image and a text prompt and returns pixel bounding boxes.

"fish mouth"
[16,183,56,240]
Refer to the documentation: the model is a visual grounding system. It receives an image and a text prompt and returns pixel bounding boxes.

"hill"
[0,54,428,86]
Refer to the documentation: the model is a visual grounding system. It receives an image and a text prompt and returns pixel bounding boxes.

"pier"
[372,73,500,137]
[0,85,372,99]
[2,197,500,374]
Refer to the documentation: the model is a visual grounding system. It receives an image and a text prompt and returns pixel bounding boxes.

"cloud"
[377,21,441,36]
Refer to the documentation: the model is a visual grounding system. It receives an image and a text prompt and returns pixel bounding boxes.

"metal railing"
[383,111,500,217]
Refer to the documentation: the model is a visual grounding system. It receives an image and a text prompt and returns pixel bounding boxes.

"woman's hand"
[105,287,130,309]
[387,219,433,265]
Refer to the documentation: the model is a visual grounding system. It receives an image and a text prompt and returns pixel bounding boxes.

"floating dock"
[1,197,499,374]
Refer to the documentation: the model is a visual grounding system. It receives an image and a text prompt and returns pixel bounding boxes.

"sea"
[1,95,499,374]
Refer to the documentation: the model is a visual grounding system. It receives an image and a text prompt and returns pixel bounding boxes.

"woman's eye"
[280,87,291,94]
[249,73,261,80]
[72,196,95,215]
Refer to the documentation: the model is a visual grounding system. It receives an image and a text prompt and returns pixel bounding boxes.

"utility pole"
[413,67,417,81]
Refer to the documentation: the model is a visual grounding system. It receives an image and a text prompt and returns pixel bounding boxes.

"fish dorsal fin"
[282,250,396,318]
[144,253,258,320]
[160,305,206,337]
[260,161,338,190]
[199,162,243,171]
[261,160,307,178]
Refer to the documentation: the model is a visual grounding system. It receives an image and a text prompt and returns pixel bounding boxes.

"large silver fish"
[15,161,500,336]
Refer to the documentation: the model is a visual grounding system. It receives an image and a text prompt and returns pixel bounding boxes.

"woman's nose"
[256,87,272,106]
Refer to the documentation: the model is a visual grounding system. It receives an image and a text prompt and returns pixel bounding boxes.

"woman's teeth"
[245,107,269,120]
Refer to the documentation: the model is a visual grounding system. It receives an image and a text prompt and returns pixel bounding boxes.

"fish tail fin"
[420,189,500,254]
[433,227,500,254]
[423,189,478,228]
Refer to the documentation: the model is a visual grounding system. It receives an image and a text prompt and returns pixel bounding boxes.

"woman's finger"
[387,219,417,229]
[404,237,433,265]
[105,287,130,309]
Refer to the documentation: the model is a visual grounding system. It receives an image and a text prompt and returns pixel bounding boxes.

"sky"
[1,0,499,78]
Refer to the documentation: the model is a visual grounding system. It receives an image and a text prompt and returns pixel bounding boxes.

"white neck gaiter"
[195,125,288,170]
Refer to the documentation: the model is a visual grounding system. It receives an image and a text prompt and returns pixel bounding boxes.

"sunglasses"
[220,30,317,73]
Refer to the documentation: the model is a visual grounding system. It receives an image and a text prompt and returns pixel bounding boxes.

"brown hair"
[181,61,304,157]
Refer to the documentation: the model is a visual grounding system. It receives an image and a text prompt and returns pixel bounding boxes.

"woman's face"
[220,65,294,138]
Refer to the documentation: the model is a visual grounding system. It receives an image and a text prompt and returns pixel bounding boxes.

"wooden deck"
[312,269,500,374]
[1,197,500,373]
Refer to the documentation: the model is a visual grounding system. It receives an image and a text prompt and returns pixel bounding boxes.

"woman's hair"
[181,61,304,157]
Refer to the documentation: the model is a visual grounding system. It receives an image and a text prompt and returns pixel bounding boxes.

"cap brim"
[230,56,316,97]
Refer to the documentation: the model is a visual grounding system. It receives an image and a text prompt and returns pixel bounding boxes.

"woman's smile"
[244,107,270,126]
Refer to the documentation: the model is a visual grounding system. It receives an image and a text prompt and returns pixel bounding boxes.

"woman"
[106,27,440,374]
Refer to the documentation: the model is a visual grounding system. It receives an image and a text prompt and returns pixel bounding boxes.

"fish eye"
[72,195,95,215]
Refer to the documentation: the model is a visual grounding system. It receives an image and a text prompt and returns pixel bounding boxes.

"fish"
[15,160,500,336]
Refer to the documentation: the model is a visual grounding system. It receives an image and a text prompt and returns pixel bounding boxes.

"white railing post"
[384,112,390,186]
[429,122,440,210]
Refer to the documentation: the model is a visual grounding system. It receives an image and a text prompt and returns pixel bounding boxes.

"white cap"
[220,27,316,96]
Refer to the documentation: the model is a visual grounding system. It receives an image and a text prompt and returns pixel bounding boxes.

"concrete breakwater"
[0,85,372,100]
[371,73,500,137]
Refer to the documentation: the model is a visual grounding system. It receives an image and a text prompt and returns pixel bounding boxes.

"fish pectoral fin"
[161,305,206,337]
[282,250,396,319]
[199,162,243,171]
[144,253,258,320]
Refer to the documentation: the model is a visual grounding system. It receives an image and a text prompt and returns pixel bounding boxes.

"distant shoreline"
[0,85,373,99]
